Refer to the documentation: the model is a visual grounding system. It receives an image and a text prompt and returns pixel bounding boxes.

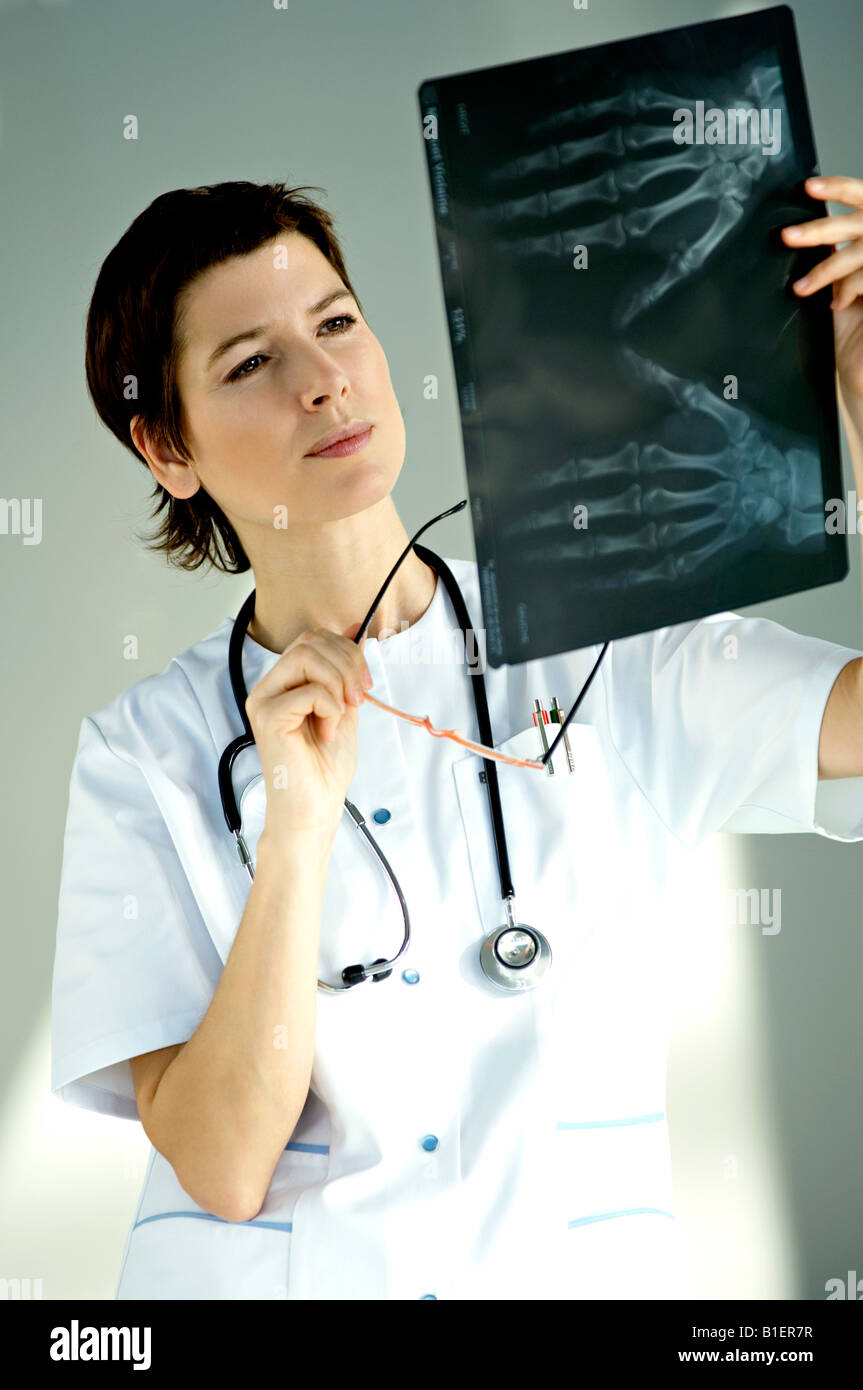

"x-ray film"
[418,5,847,666]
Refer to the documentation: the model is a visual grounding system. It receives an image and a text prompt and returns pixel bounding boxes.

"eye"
[320,313,357,335]
[226,314,358,384]
[227,353,268,383]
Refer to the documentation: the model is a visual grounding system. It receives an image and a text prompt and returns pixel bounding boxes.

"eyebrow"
[204,289,355,373]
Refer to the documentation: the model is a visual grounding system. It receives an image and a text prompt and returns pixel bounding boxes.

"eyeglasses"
[352,500,608,771]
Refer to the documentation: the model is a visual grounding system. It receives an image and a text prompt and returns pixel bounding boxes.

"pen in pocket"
[550,696,575,774]
[532,699,554,776]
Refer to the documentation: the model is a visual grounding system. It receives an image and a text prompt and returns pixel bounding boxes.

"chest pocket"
[450,719,670,1113]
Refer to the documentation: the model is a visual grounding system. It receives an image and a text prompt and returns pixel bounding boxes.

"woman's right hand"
[245,621,373,838]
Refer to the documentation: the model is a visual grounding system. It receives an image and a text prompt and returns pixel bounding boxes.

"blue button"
[421,1134,439,1152]
[420,1294,438,1300]
[372,808,391,824]
[402,969,420,984]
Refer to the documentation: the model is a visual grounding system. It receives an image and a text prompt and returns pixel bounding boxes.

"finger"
[318,685,361,743]
[312,626,373,691]
[273,680,346,741]
[782,212,863,244]
[792,244,863,295]
[830,268,863,310]
[803,174,863,207]
[250,639,360,712]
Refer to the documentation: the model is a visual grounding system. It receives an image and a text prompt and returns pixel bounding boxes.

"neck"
[241,496,438,654]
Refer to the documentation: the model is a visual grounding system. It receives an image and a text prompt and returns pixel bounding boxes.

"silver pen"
[551,696,575,773]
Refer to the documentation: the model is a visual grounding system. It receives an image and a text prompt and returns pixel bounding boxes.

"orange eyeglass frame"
[359,689,546,770]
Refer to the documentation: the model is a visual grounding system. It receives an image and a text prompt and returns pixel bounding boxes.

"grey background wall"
[1,0,861,1299]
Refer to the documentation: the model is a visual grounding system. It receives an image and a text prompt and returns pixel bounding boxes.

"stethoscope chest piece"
[479,918,552,993]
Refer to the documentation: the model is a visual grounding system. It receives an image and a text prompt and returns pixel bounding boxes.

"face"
[138,232,406,536]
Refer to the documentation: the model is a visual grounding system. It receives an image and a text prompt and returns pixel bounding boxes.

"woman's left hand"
[782,175,863,404]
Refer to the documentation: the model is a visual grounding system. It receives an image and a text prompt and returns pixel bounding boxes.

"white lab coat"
[51,556,863,1300]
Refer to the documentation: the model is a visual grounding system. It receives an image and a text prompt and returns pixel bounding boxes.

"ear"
[130,415,201,500]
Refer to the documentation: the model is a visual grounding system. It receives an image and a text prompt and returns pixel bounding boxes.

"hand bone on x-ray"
[502,348,825,591]
[479,59,791,328]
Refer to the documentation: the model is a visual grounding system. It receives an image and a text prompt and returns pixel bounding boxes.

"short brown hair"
[84,180,363,574]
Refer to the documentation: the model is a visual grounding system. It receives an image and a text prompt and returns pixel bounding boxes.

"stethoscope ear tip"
[341,958,394,987]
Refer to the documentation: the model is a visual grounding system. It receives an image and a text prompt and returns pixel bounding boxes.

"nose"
[297,346,351,411]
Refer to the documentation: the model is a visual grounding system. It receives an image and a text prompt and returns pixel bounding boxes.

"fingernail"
[349,686,365,705]
[361,671,373,689]
[808,177,826,191]
[784,225,803,238]
[794,275,810,290]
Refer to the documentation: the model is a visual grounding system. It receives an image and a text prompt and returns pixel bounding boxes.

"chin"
[312,467,399,523]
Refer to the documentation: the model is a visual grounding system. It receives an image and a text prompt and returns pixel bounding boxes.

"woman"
[51,179,863,1300]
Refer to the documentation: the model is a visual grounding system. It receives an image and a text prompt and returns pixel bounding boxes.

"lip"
[305,420,374,458]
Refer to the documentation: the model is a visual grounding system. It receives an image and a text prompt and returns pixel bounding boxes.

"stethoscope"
[217,502,608,994]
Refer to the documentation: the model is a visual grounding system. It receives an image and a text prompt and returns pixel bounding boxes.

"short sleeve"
[600,612,863,849]
[50,716,218,1120]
